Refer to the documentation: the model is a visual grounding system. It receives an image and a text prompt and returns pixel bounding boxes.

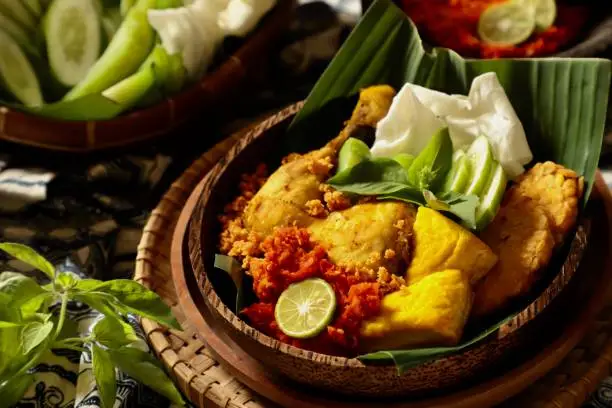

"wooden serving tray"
[135,133,612,408]
[0,0,294,153]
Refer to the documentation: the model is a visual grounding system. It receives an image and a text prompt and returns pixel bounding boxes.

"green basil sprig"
[0,243,185,408]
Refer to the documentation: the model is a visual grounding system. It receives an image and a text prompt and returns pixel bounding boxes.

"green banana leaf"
[287,0,611,374]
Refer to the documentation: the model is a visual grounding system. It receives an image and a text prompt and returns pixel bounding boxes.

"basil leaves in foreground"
[0,244,185,407]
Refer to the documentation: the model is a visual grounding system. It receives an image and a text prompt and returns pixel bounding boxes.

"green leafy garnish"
[328,157,408,185]
[406,127,453,191]
[0,243,185,406]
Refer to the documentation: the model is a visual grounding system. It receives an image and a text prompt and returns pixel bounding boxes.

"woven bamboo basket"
[134,127,612,408]
[0,0,293,153]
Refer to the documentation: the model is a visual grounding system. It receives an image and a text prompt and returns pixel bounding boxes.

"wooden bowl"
[187,103,600,398]
[0,0,294,153]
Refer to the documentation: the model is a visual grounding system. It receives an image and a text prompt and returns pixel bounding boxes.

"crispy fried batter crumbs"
[218,165,269,258]
[281,152,302,164]
[241,227,406,355]
[320,184,352,211]
[384,249,396,260]
[307,156,334,176]
[305,199,328,218]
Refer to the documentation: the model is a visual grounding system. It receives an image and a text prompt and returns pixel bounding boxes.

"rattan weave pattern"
[134,133,612,408]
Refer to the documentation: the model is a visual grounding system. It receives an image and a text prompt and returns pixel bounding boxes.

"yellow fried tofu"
[509,161,583,244]
[308,202,416,275]
[406,207,498,285]
[360,269,472,351]
[472,195,556,317]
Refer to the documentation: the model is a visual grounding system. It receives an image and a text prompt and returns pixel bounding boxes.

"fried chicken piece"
[508,161,583,244]
[243,86,396,237]
[472,196,556,317]
[308,202,416,275]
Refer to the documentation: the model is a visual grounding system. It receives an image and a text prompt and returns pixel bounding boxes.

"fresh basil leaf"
[0,325,25,376]
[0,373,35,407]
[109,347,185,405]
[0,293,21,323]
[406,127,453,192]
[332,181,420,197]
[20,292,56,320]
[21,321,54,354]
[327,158,409,185]
[0,244,55,279]
[93,316,138,348]
[91,344,117,408]
[73,279,107,292]
[80,280,180,330]
[56,272,77,290]
[0,272,46,305]
[73,292,124,320]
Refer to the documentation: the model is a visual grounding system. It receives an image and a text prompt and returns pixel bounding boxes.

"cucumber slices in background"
[44,0,102,87]
[0,0,38,31]
[0,30,43,106]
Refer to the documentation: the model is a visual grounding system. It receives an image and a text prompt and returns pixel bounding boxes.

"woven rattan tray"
[134,133,612,408]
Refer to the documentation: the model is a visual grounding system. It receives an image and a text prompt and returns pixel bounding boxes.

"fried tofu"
[471,162,582,317]
[360,269,472,351]
[406,207,498,285]
[508,161,583,244]
[472,193,556,317]
[308,202,416,275]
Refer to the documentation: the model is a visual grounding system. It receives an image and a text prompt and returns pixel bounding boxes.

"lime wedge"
[393,153,415,172]
[338,137,371,173]
[0,30,43,106]
[533,0,556,31]
[478,1,536,46]
[442,150,472,194]
[475,162,508,230]
[275,278,336,339]
[465,136,494,196]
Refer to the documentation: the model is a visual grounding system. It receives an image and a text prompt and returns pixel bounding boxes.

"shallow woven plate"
[133,132,612,407]
[0,0,294,153]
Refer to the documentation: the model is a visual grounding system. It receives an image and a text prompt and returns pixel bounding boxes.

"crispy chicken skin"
[243,85,396,237]
[308,202,416,275]
[471,161,581,317]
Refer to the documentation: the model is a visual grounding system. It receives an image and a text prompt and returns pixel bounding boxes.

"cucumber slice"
[442,150,472,194]
[0,15,39,57]
[465,136,494,196]
[0,30,43,106]
[338,138,371,172]
[0,0,37,31]
[44,0,101,87]
[23,0,43,17]
[475,162,508,230]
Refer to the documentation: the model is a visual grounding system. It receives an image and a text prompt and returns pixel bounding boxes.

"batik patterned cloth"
[1,1,612,407]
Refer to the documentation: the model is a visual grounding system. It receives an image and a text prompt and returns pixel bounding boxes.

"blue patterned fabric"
[1,1,612,407]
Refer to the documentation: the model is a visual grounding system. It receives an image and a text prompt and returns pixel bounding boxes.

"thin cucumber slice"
[478,1,535,46]
[0,15,39,57]
[0,0,38,31]
[0,30,43,106]
[442,150,472,194]
[44,0,101,87]
[465,136,494,196]
[475,162,508,230]
[23,0,43,17]
[338,138,371,173]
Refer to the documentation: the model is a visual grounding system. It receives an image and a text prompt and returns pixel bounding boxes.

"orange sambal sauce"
[400,0,590,58]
